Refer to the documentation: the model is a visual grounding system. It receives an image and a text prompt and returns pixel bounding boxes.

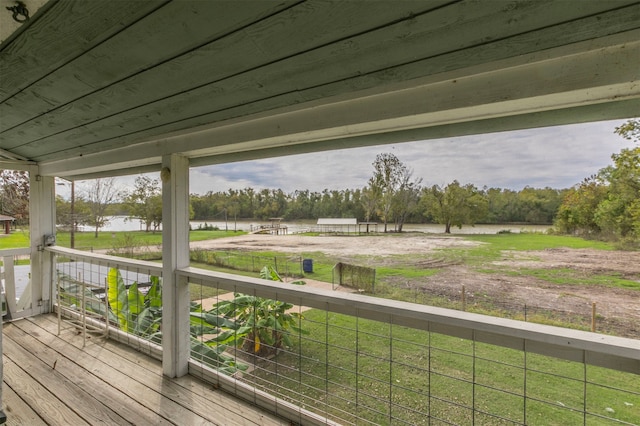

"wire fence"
[404,284,639,339]
[332,262,376,292]
[190,249,303,278]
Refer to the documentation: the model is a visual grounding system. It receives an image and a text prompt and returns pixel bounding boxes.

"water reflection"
[88,216,549,235]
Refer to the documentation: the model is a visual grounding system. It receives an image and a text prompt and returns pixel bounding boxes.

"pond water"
[88,216,550,235]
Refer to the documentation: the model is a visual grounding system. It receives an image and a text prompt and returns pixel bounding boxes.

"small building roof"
[0,215,15,221]
[317,218,357,226]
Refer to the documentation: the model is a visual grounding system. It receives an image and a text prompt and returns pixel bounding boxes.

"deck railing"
[0,247,33,320]
[42,247,640,425]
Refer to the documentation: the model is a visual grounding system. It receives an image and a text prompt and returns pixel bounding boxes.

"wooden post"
[162,154,190,378]
[462,285,466,311]
[30,171,56,315]
[591,302,597,332]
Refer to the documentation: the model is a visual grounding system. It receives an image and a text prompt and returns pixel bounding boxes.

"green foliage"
[83,178,122,238]
[0,170,30,226]
[208,266,308,357]
[123,176,162,232]
[420,180,488,233]
[555,176,607,235]
[556,119,640,243]
[107,269,162,340]
[187,177,571,226]
[105,268,246,374]
[366,153,421,232]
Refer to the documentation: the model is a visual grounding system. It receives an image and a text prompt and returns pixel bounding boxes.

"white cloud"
[55,119,635,200]
[192,119,635,193]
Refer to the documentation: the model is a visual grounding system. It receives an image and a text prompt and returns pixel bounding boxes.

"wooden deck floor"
[2,314,290,425]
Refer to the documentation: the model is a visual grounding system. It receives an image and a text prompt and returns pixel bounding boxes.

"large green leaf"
[127,282,146,315]
[107,268,130,331]
[147,276,162,308]
[134,307,159,336]
[190,337,247,374]
[260,265,283,282]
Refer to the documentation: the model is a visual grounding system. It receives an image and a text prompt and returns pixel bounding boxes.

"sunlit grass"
[0,229,245,250]
[248,310,640,425]
[505,268,640,290]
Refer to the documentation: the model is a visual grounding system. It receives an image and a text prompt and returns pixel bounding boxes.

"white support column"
[161,154,190,378]
[29,171,55,315]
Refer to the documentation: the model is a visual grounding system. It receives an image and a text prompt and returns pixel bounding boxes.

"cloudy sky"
[64,118,635,198]
[186,118,635,194]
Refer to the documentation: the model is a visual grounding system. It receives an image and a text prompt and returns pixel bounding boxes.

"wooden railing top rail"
[46,246,163,275]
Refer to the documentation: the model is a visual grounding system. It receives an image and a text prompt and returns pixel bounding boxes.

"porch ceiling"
[0,0,639,178]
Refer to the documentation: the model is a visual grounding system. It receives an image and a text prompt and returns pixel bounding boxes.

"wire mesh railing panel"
[183,266,640,426]
[51,248,163,351]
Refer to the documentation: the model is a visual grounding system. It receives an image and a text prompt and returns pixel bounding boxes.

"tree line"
[189,178,565,232]
[555,119,639,243]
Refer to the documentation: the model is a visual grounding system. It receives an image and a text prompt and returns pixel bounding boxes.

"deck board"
[2,383,47,426]
[2,314,290,426]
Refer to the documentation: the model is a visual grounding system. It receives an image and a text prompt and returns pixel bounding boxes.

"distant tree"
[360,186,379,223]
[595,145,640,238]
[83,178,121,238]
[555,175,607,235]
[615,119,640,142]
[0,170,30,226]
[367,153,421,232]
[393,171,422,232]
[125,176,162,232]
[421,181,488,233]
[517,186,565,224]
[555,118,640,241]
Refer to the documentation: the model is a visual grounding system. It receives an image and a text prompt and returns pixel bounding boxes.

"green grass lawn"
[0,229,245,250]
[437,233,615,266]
[246,310,640,425]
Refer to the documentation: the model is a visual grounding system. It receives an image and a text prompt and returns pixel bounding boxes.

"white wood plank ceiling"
[1,0,639,178]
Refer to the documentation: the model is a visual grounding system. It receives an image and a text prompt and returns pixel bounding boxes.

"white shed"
[316,218,358,234]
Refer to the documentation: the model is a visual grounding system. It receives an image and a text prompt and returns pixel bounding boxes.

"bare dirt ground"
[191,234,640,337]
[191,233,479,256]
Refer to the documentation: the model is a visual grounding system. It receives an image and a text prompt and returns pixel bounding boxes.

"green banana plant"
[107,269,162,342]
[207,266,308,357]
[106,267,247,374]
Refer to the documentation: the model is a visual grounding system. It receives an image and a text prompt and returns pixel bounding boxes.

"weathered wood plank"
[2,383,47,426]
[0,0,443,149]
[19,2,640,163]
[2,356,89,425]
[33,315,288,425]
[10,2,640,163]
[3,323,129,424]
[13,317,215,426]
[24,315,289,425]
[3,321,170,425]
[0,0,166,102]
[0,0,297,130]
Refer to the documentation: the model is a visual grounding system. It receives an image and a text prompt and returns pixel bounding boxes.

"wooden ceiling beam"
[38,31,640,178]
